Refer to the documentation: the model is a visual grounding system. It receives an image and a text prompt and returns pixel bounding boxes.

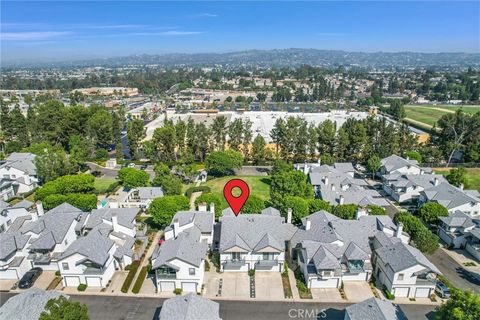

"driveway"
[343,282,374,302]
[427,247,480,293]
[204,272,250,299]
[254,272,284,300]
[32,270,56,290]
[0,279,16,291]
[310,288,343,302]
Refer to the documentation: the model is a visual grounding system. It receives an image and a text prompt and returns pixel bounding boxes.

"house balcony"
[415,277,436,286]
[156,273,177,279]
[84,267,104,275]
[223,259,246,270]
[255,259,279,269]
[28,253,51,264]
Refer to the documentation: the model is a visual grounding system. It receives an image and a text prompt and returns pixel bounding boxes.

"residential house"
[151,207,214,293]
[0,288,67,320]
[0,179,15,201]
[219,207,296,272]
[309,164,388,207]
[0,200,34,234]
[0,153,38,194]
[466,229,480,261]
[438,211,477,249]
[0,232,32,279]
[344,297,407,320]
[382,173,447,203]
[121,187,164,209]
[159,294,221,320]
[373,240,441,298]
[58,228,116,287]
[291,211,408,289]
[379,155,428,176]
[419,182,480,217]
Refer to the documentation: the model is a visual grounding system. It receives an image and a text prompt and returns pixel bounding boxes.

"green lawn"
[94,178,119,193]
[404,106,451,126]
[434,105,480,115]
[433,168,480,192]
[202,175,271,208]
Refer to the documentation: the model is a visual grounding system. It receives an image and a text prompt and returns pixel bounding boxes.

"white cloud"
[129,31,204,36]
[190,13,218,18]
[1,31,70,41]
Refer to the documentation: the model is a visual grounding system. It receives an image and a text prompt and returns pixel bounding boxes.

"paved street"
[0,293,436,320]
[427,248,480,293]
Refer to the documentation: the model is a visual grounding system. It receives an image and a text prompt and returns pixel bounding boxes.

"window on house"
[263,253,274,260]
[62,262,69,270]
[189,268,195,275]
[398,273,404,281]
[64,239,68,245]
[322,270,333,277]
[231,252,241,261]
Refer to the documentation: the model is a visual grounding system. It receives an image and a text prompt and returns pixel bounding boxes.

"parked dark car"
[18,268,43,289]
[435,281,451,298]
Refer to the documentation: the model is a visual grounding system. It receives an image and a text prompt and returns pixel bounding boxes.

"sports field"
[433,168,480,192]
[403,105,480,130]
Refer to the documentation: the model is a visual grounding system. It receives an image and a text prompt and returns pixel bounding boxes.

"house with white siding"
[0,200,34,234]
[437,211,477,249]
[419,183,480,217]
[0,153,38,194]
[378,155,427,177]
[0,232,32,280]
[382,173,447,203]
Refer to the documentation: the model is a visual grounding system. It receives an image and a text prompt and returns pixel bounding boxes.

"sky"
[1,1,479,63]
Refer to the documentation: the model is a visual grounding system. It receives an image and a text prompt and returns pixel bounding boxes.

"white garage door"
[310,278,338,288]
[86,277,102,287]
[0,269,18,280]
[65,276,80,287]
[393,287,409,297]
[159,281,175,292]
[181,282,197,292]
[415,287,431,298]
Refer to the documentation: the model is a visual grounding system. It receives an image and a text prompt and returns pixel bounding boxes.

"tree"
[435,289,480,320]
[282,196,309,224]
[308,199,333,213]
[333,204,358,220]
[419,202,449,224]
[367,155,381,179]
[152,124,177,163]
[242,119,253,160]
[149,195,190,226]
[39,296,89,320]
[270,170,313,207]
[205,150,243,176]
[151,163,183,195]
[388,100,406,120]
[69,135,92,166]
[227,119,243,151]
[194,193,222,218]
[35,147,75,182]
[446,167,468,187]
[211,116,228,150]
[395,212,439,254]
[367,205,387,215]
[251,135,267,165]
[127,119,146,159]
[241,195,266,214]
[117,168,149,189]
[404,150,422,163]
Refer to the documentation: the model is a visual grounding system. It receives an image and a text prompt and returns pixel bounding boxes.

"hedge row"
[132,266,148,294]
[121,260,140,293]
[185,186,211,198]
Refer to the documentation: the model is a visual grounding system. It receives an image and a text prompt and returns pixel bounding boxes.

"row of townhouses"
[0,153,38,201]
[0,200,146,288]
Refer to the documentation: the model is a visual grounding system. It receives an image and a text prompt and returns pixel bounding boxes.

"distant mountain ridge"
[4,48,480,68]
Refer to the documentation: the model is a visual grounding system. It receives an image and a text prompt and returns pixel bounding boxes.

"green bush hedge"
[383,286,395,300]
[132,266,148,294]
[121,260,140,293]
[77,284,87,292]
[174,288,182,295]
[184,186,211,198]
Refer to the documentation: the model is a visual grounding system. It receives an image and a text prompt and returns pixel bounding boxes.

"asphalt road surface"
[0,293,436,320]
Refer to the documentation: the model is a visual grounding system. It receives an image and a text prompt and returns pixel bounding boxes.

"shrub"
[283,260,289,277]
[367,205,387,215]
[205,260,210,272]
[42,193,97,211]
[194,193,222,218]
[419,202,449,224]
[248,269,256,277]
[77,284,87,292]
[184,186,211,198]
[149,195,190,226]
[308,199,333,213]
[132,266,148,294]
[395,212,439,254]
[205,150,243,176]
[55,271,60,276]
[121,260,140,293]
[174,288,182,295]
[382,286,395,300]
[241,195,266,214]
[296,279,308,293]
[333,204,358,220]
[212,252,221,272]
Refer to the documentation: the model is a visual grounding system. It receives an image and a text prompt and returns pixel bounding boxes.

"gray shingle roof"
[421,183,480,210]
[345,297,407,320]
[375,242,441,274]
[159,294,221,320]
[0,232,30,260]
[381,154,419,173]
[333,162,355,173]
[344,242,370,260]
[138,187,164,200]
[164,210,214,234]
[0,288,67,320]
[59,229,115,266]
[86,207,139,229]
[439,210,475,228]
[11,200,34,209]
[311,246,341,270]
[152,227,207,269]
[219,209,296,253]
[46,202,82,215]
[3,152,37,175]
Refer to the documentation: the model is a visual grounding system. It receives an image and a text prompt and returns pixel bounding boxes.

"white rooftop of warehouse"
[145,110,369,142]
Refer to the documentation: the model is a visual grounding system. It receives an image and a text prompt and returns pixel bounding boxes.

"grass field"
[403,105,480,129]
[203,175,271,208]
[433,168,480,192]
[94,177,118,193]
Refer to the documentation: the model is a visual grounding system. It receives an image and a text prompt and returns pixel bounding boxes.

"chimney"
[303,164,308,174]
[395,222,403,238]
[433,177,439,186]
[209,202,215,215]
[331,184,335,191]
[317,158,321,165]
[305,218,311,231]
[36,202,44,216]
[339,195,345,205]
[31,210,38,221]
[111,213,119,231]
[173,218,180,238]
[459,184,464,190]
[406,156,410,160]
[324,177,329,185]
[287,208,292,224]
[198,202,207,212]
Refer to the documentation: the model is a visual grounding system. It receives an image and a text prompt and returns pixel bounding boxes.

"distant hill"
[4,48,480,68]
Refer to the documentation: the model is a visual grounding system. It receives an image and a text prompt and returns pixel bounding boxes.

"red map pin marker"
[223,179,250,217]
